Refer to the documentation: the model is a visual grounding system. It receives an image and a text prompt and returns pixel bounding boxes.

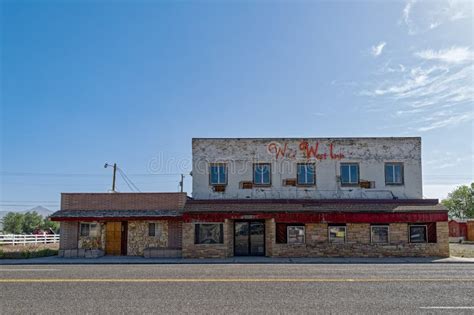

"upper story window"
[253,163,271,186]
[340,163,359,185]
[297,163,315,186]
[385,162,404,185]
[209,163,227,185]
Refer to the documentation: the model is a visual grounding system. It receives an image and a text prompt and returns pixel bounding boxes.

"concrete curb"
[1,256,473,265]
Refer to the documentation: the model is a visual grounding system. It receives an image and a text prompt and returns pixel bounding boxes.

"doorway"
[234,220,265,256]
[105,222,127,256]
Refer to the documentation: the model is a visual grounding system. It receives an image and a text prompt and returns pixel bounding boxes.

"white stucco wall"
[191,137,422,200]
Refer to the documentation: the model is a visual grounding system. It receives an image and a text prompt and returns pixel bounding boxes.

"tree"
[442,183,474,219]
[42,217,60,233]
[22,211,44,234]
[2,212,25,234]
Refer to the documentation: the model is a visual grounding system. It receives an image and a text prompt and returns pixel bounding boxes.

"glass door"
[234,221,265,256]
[249,221,265,256]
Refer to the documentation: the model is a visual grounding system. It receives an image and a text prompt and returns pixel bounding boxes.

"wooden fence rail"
[0,234,60,245]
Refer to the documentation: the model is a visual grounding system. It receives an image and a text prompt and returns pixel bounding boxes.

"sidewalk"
[1,255,473,265]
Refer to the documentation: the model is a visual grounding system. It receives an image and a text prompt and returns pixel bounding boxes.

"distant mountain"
[0,206,54,220]
[23,206,54,217]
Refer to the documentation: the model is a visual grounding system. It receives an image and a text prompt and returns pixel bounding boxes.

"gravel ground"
[450,243,474,258]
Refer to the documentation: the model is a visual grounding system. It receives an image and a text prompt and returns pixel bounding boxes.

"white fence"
[0,234,60,245]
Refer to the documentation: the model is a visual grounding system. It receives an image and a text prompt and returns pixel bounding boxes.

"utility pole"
[112,163,117,192]
[104,163,118,192]
[179,174,184,192]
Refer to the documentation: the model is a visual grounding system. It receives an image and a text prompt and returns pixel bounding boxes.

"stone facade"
[58,249,105,258]
[182,220,233,258]
[78,222,105,250]
[127,220,168,256]
[182,220,449,258]
[268,222,449,258]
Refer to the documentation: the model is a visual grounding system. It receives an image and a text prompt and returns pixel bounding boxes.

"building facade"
[51,137,449,258]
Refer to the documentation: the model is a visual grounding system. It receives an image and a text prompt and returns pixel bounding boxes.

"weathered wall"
[61,192,187,211]
[59,221,79,250]
[192,138,422,200]
[127,220,168,256]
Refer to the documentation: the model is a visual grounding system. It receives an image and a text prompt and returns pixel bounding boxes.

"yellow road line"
[1,278,473,283]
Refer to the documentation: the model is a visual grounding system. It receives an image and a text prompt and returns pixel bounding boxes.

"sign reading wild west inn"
[267,140,346,160]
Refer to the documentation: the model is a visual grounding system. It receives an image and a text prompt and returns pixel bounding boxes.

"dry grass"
[0,243,59,259]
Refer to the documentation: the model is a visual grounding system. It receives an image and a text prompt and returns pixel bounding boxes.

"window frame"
[287,225,306,244]
[80,222,99,237]
[340,163,360,186]
[409,224,428,243]
[209,163,227,186]
[296,163,316,186]
[148,223,155,236]
[328,225,347,243]
[194,223,224,245]
[370,225,390,244]
[385,162,404,185]
[253,163,271,186]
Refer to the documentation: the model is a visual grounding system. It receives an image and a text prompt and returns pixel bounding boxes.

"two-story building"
[51,137,449,258]
[182,137,448,258]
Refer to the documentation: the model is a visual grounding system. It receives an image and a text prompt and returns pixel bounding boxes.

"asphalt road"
[1,264,473,314]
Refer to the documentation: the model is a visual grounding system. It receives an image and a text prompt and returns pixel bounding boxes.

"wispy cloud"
[371,42,386,57]
[402,0,416,28]
[415,46,474,64]
[402,0,472,35]
[361,59,473,132]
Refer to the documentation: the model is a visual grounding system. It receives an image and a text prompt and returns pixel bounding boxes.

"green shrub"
[0,247,58,259]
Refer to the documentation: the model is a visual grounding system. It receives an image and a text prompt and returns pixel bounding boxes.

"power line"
[117,168,141,192]
[0,171,186,177]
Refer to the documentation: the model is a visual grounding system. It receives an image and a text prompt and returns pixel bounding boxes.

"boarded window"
[276,223,305,244]
[195,224,224,244]
[276,223,288,244]
[409,225,427,243]
[287,226,305,244]
[426,222,437,243]
[371,225,389,243]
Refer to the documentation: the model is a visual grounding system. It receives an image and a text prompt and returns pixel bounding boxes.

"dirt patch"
[450,243,474,258]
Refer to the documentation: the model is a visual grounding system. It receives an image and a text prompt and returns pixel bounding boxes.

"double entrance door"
[234,221,265,256]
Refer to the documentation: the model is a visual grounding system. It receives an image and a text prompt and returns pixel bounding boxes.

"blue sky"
[1,0,473,211]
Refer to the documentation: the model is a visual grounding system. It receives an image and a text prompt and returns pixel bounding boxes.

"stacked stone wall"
[127,220,169,256]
